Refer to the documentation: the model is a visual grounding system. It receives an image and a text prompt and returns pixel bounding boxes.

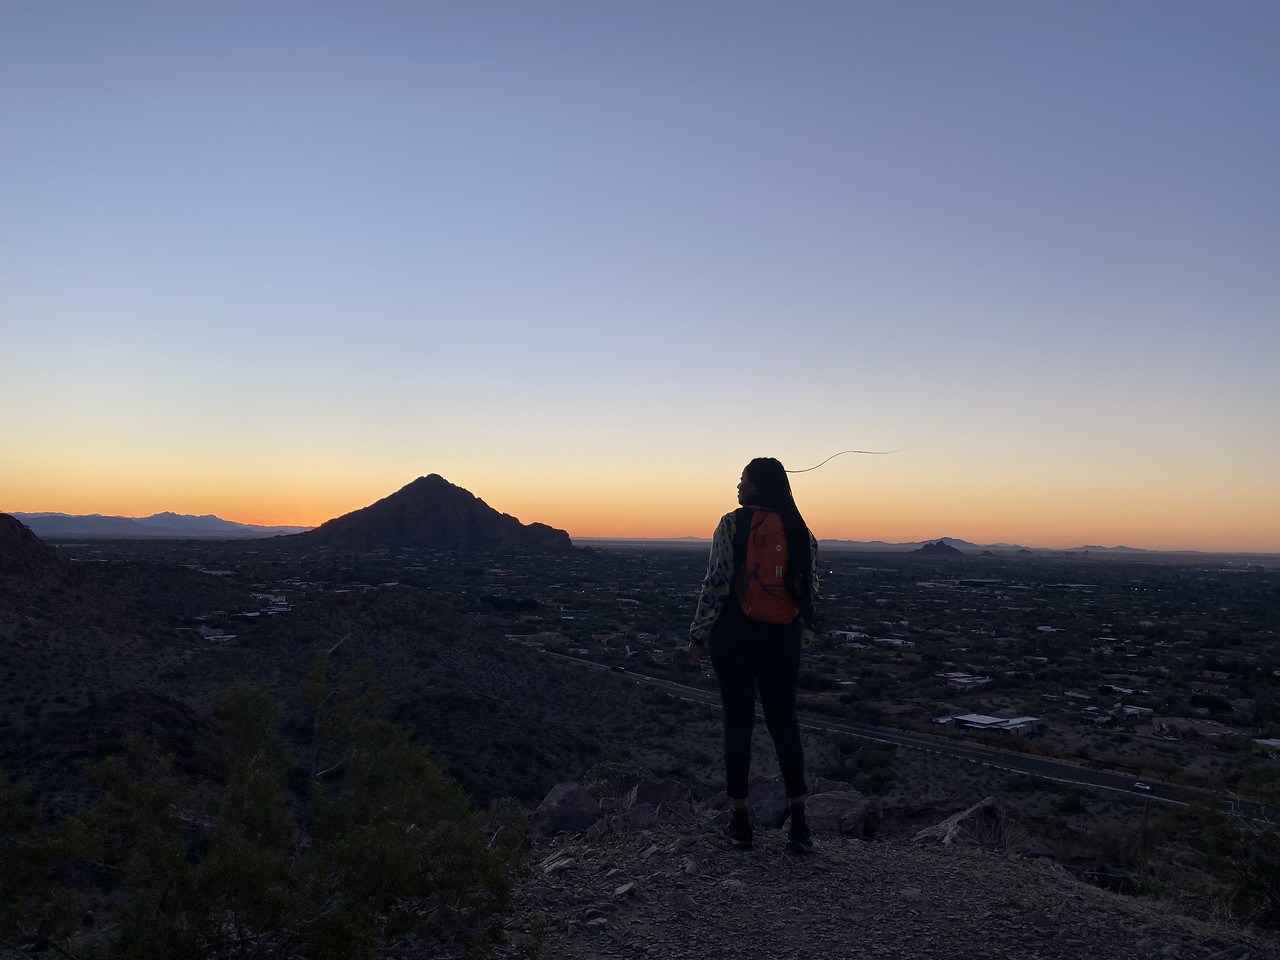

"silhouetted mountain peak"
[0,513,69,577]
[294,475,572,552]
[912,539,965,558]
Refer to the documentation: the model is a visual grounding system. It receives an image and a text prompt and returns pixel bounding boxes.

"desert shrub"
[1001,774,1040,794]
[1054,788,1087,815]
[1204,806,1280,926]
[797,670,838,692]
[1236,764,1280,806]
[845,702,885,725]
[1,656,514,959]
[583,760,653,798]
[481,796,533,878]
[0,766,71,945]
[1128,872,1173,899]
[846,743,896,796]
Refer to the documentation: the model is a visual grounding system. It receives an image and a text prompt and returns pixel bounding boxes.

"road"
[547,652,1198,808]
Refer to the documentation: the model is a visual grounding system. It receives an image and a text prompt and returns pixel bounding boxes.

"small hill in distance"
[912,539,966,558]
[810,536,1025,553]
[1073,544,1149,553]
[289,474,572,552]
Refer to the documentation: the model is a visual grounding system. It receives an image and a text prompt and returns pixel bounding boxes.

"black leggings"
[708,603,806,800]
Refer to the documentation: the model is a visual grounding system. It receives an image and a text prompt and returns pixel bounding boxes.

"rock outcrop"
[702,774,885,837]
[706,774,790,829]
[913,795,1011,848]
[622,777,694,810]
[805,784,883,839]
[532,782,603,837]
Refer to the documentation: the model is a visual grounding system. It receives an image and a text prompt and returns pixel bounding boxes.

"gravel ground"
[497,822,1277,960]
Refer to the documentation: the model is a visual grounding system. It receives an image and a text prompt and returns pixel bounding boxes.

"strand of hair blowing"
[743,457,814,629]
[786,447,904,473]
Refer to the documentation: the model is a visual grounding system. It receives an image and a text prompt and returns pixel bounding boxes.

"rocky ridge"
[0,513,69,578]
[496,780,1275,960]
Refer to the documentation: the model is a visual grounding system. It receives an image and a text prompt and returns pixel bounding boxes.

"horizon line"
[8,509,1277,559]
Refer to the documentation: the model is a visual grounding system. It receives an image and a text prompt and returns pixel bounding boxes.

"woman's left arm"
[810,531,819,596]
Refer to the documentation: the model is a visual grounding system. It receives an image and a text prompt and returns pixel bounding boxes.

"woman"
[687,457,818,853]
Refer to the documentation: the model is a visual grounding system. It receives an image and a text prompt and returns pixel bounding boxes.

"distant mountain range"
[820,536,996,552]
[10,503,1157,555]
[11,475,570,552]
[576,536,1017,552]
[582,535,1159,554]
[10,512,311,539]
[1074,544,1148,552]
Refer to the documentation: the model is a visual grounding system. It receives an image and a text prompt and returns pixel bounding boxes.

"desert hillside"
[497,809,1273,960]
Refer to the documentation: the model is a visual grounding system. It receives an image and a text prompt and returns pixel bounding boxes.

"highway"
[546,652,1198,808]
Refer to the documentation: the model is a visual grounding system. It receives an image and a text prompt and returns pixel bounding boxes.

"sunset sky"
[3,2,1278,552]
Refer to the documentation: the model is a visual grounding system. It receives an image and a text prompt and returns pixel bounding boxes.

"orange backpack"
[731,507,799,624]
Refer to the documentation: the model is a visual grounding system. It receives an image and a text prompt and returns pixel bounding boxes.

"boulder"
[805,791,882,839]
[531,782,601,837]
[624,778,694,809]
[704,805,733,827]
[746,774,791,828]
[912,796,1010,849]
[625,803,658,829]
[654,800,697,823]
[812,777,854,795]
[1019,838,1061,862]
[707,775,788,828]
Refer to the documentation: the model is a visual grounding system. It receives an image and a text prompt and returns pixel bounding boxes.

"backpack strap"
[732,507,753,575]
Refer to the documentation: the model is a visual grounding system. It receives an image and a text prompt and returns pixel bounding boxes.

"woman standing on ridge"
[687,457,818,853]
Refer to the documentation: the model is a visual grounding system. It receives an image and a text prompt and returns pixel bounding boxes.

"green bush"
[1,654,516,959]
[0,766,74,945]
[583,760,652,798]
[1205,806,1280,925]
[846,743,896,796]
[1001,774,1041,794]
[1054,788,1087,815]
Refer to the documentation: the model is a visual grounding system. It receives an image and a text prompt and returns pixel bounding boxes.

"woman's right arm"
[688,512,737,644]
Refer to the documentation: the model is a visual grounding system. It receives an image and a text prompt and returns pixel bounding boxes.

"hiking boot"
[787,819,813,854]
[725,811,753,850]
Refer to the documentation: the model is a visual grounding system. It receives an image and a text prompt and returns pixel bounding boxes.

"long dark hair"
[743,457,815,628]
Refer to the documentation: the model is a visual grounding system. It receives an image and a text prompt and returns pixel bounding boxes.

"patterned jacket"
[688,509,819,643]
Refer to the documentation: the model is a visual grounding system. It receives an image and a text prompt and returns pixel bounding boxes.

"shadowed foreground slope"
[498,820,1274,960]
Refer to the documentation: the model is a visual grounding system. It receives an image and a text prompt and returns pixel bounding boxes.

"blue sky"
[3,1,1278,550]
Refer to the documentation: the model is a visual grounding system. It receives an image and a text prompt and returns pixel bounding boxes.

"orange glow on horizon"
[5,467,1278,555]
